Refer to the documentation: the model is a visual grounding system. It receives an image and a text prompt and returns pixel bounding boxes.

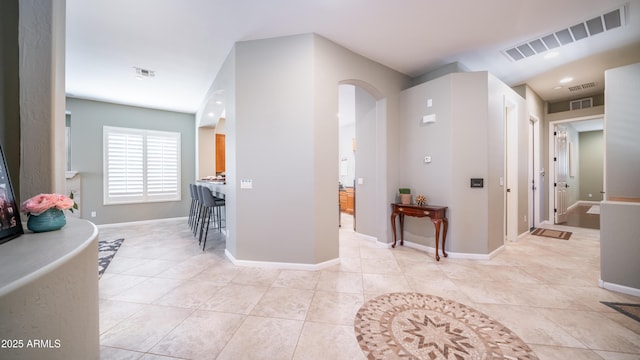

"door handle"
[506,189,511,193]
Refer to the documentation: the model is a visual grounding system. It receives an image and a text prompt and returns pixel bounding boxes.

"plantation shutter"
[146,132,180,199]
[104,126,180,205]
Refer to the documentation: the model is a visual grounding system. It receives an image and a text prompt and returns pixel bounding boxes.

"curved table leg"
[432,218,442,261]
[390,212,398,248]
[442,218,448,258]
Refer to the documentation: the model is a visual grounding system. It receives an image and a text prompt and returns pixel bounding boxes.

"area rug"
[601,302,640,323]
[354,292,538,359]
[586,205,600,215]
[531,228,571,240]
[98,238,124,278]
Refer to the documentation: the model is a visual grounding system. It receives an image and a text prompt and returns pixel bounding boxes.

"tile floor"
[98,214,640,360]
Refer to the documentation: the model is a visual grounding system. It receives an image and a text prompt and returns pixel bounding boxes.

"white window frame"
[103,126,181,205]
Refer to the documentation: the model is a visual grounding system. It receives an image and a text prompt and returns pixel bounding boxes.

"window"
[103,126,181,205]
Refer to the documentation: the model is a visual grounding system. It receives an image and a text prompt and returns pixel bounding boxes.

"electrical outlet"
[91,211,96,217]
[524,215,527,223]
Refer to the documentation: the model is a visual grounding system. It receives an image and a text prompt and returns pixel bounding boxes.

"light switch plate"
[240,179,253,189]
[358,178,364,185]
[424,156,432,163]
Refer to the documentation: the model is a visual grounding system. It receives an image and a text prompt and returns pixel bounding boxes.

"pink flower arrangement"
[21,193,78,216]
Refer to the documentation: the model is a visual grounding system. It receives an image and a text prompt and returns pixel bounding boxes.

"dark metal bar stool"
[199,186,223,251]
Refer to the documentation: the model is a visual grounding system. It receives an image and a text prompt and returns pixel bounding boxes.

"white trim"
[517,230,529,240]
[224,249,341,271]
[599,279,640,297]
[402,241,505,260]
[354,232,391,248]
[96,216,187,229]
[577,200,601,206]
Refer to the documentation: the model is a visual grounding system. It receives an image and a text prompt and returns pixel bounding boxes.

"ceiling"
[65,0,640,115]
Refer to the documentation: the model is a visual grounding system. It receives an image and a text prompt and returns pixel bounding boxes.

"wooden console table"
[390,203,448,261]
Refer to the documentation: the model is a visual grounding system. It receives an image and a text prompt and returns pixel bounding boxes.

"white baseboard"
[97,216,187,229]
[402,241,505,260]
[599,279,640,297]
[224,249,340,271]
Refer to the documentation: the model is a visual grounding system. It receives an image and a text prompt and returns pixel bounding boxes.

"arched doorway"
[338,81,384,240]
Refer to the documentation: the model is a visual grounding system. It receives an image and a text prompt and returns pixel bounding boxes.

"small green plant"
[398,188,411,194]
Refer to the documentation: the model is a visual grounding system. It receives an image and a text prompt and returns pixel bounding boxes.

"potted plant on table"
[399,188,411,205]
[21,193,78,233]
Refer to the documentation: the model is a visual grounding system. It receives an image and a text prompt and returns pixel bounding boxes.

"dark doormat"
[531,228,572,240]
[601,302,640,322]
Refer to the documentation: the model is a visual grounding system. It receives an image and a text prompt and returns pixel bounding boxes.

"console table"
[390,203,448,261]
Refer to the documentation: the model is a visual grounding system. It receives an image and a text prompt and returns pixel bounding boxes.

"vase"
[400,194,411,205]
[27,208,67,233]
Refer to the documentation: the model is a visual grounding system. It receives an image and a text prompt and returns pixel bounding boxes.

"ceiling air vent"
[570,97,593,111]
[502,4,627,61]
[134,67,156,79]
[568,82,596,92]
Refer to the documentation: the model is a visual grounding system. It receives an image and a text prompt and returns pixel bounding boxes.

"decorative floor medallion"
[354,293,538,359]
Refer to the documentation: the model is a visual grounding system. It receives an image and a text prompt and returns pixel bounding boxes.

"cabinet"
[215,134,225,173]
[339,188,355,214]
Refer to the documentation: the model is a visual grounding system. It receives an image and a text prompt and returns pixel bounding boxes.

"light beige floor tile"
[293,322,366,360]
[323,257,362,273]
[594,350,640,360]
[216,316,303,360]
[539,308,640,353]
[98,215,640,360]
[149,310,245,359]
[103,256,144,274]
[190,262,239,285]
[122,259,181,277]
[231,267,281,287]
[250,287,314,320]
[99,274,148,299]
[405,275,474,305]
[153,259,209,280]
[200,283,267,314]
[99,299,145,335]
[100,305,193,352]
[100,346,143,360]
[272,269,320,290]
[110,277,184,304]
[306,291,364,325]
[139,354,184,360]
[472,303,586,348]
[362,273,411,294]
[360,257,402,274]
[153,279,222,309]
[529,344,605,360]
[317,271,363,293]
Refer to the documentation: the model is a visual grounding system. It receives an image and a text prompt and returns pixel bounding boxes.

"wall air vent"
[502,4,627,62]
[134,67,156,78]
[570,97,593,110]
[567,82,596,92]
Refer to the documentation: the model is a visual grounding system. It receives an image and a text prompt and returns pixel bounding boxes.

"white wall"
[19,0,66,199]
[398,71,526,255]
[600,62,640,295]
[198,33,411,266]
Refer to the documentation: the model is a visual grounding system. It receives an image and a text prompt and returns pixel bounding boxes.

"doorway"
[504,99,518,242]
[337,83,379,235]
[528,115,542,230]
[547,116,604,228]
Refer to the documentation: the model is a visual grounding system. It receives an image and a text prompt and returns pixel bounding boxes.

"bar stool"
[188,184,197,230]
[193,185,204,237]
[213,192,225,231]
[199,186,222,251]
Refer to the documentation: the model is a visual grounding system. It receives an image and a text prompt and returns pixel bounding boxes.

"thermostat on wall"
[470,178,484,188]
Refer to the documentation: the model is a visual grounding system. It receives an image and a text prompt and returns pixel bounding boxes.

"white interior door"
[554,126,568,224]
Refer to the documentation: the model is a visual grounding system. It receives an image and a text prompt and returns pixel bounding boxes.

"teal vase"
[27,208,66,232]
